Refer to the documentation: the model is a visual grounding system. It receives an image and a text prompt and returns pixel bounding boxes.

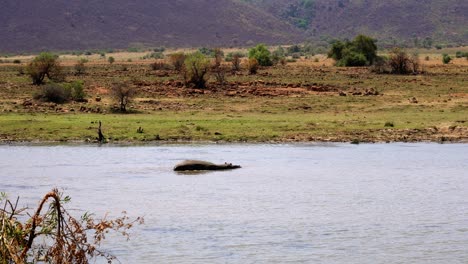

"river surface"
[0,143,467,263]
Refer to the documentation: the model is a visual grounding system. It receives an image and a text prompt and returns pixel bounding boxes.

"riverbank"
[0,51,467,143]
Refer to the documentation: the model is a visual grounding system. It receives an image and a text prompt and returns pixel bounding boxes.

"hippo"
[173,160,241,171]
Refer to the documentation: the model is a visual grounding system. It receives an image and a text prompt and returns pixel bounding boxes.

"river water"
[0,143,467,263]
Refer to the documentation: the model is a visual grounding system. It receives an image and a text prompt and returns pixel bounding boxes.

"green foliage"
[337,51,367,67]
[12,59,21,64]
[328,35,377,66]
[442,54,452,64]
[455,51,468,58]
[248,44,272,66]
[183,52,210,88]
[64,80,86,102]
[108,56,115,64]
[26,52,64,85]
[199,47,215,57]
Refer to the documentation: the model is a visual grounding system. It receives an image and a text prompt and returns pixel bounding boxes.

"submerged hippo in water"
[174,160,241,171]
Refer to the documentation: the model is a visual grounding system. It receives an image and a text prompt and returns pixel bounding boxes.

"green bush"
[338,52,367,67]
[442,54,452,64]
[108,56,115,64]
[64,80,86,102]
[248,44,272,66]
[183,52,210,88]
[328,35,377,66]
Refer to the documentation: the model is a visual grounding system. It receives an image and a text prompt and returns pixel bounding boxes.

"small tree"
[169,52,186,72]
[108,56,115,64]
[26,52,64,85]
[248,44,273,66]
[111,83,135,112]
[183,52,210,88]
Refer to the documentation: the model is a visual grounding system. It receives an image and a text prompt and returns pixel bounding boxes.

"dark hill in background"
[0,0,301,53]
[247,0,468,46]
[0,0,467,53]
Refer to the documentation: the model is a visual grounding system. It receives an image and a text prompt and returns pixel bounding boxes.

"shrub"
[26,52,64,85]
[35,83,71,104]
[387,48,419,74]
[64,80,86,102]
[111,82,135,112]
[74,58,87,75]
[231,53,242,72]
[169,52,186,72]
[108,56,115,64]
[13,59,21,64]
[271,47,286,65]
[328,35,377,66]
[247,58,259,75]
[337,51,367,67]
[225,52,245,62]
[183,52,210,88]
[384,121,395,127]
[442,54,452,64]
[212,65,228,85]
[248,44,272,66]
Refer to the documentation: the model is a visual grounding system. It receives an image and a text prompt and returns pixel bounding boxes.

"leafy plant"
[183,52,210,88]
[248,44,272,66]
[442,54,452,64]
[328,35,377,66]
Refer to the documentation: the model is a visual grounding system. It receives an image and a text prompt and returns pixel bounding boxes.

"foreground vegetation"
[0,189,143,263]
[0,45,467,143]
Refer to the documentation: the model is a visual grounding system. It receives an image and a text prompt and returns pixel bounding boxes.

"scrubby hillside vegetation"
[0,0,466,53]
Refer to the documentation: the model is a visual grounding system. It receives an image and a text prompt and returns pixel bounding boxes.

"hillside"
[0,0,301,53]
[246,0,468,46]
[0,0,467,53]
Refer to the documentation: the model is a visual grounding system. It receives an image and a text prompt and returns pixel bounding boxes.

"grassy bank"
[0,50,467,143]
